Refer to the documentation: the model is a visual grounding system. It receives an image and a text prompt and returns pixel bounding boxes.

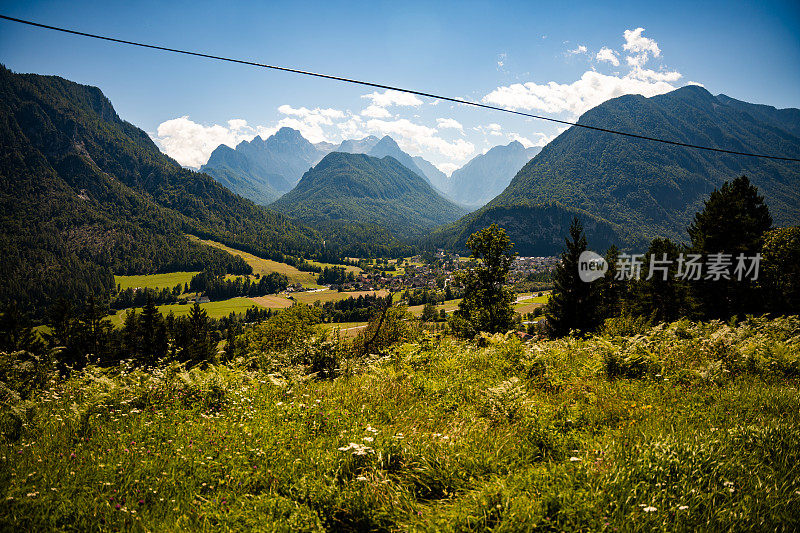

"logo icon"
[578,251,607,282]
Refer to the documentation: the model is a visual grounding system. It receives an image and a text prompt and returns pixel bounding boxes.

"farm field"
[186,236,322,288]
[248,295,294,309]
[291,289,389,306]
[109,297,265,326]
[3,316,798,530]
[115,272,199,291]
[407,298,462,317]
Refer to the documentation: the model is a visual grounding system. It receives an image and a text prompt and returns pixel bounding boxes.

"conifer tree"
[688,176,772,318]
[545,218,596,337]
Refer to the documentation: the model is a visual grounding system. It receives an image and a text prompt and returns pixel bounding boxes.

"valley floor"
[2,316,799,531]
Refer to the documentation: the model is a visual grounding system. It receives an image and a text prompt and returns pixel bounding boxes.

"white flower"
[337,442,373,455]
[356,476,367,482]
[678,505,689,511]
[643,506,657,512]
[362,437,374,442]
[366,426,379,433]
[569,456,582,462]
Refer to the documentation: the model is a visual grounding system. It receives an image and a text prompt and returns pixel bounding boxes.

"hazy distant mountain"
[335,136,380,154]
[412,156,450,194]
[446,141,541,207]
[201,127,329,204]
[428,85,800,255]
[270,152,467,236]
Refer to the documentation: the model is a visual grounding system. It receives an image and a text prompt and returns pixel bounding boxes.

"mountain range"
[201,129,456,205]
[201,127,329,204]
[270,152,467,235]
[429,85,800,255]
[443,141,541,207]
[200,126,537,208]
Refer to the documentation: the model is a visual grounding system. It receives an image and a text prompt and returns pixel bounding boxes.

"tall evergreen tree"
[79,296,112,366]
[450,224,517,338]
[545,218,596,337]
[595,245,625,322]
[182,303,216,367]
[629,238,692,322]
[139,296,168,365]
[688,176,772,318]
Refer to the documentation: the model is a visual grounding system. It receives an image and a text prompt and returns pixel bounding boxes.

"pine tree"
[594,245,624,322]
[139,295,168,365]
[545,218,596,337]
[183,303,216,367]
[688,176,772,318]
[629,238,692,322]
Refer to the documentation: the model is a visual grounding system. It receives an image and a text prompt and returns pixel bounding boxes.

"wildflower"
[678,505,689,511]
[362,437,374,442]
[356,476,367,482]
[643,506,657,512]
[569,457,582,462]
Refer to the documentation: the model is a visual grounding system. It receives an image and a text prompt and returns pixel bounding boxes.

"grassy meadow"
[187,236,361,289]
[115,272,200,292]
[109,298,266,327]
[2,316,799,531]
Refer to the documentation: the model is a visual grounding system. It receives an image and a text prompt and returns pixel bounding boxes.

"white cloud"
[365,118,475,161]
[436,162,460,176]
[276,105,347,143]
[623,27,660,68]
[483,28,684,117]
[483,70,681,116]
[436,118,464,132]
[361,104,392,118]
[361,89,423,108]
[596,47,620,66]
[623,27,661,57]
[508,130,562,148]
[154,116,275,168]
[474,123,503,137]
[568,45,588,55]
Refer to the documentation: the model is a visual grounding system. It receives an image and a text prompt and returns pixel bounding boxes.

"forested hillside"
[432,86,800,254]
[0,66,325,315]
[271,152,467,236]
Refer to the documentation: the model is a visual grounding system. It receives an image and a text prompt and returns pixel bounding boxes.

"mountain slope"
[364,136,432,186]
[201,127,328,204]
[431,86,800,255]
[0,66,325,313]
[446,141,541,207]
[412,156,450,194]
[270,152,467,236]
[200,143,290,204]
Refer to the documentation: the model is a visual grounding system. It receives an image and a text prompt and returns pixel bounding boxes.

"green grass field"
[291,289,389,306]
[3,316,798,530]
[115,272,199,291]
[407,298,462,317]
[187,236,322,288]
[109,297,265,326]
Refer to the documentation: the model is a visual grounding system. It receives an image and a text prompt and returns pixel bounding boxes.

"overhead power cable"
[1,13,799,163]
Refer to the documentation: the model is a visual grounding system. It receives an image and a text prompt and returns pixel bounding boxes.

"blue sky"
[1,0,798,173]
